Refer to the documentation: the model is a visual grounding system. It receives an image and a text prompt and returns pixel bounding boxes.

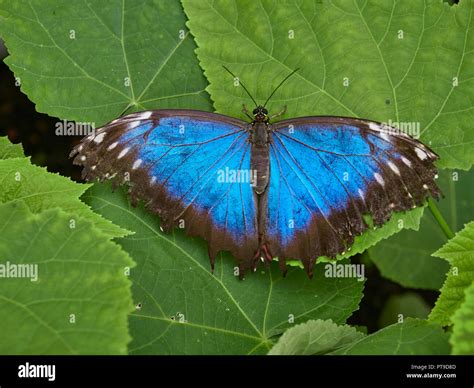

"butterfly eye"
[252,108,259,115]
[262,108,268,115]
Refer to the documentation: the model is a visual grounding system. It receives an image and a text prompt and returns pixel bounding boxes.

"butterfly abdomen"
[250,122,270,194]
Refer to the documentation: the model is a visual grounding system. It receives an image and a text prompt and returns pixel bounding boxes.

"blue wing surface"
[71,110,258,267]
[266,117,440,274]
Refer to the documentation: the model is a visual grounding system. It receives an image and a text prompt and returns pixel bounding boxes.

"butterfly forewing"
[71,110,259,270]
[266,117,440,275]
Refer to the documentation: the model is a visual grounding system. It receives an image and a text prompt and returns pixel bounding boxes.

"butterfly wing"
[71,110,259,270]
[266,117,441,276]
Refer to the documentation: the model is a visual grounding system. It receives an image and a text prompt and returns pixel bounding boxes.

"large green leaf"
[0,0,211,125]
[369,169,474,290]
[183,0,474,170]
[332,318,450,355]
[450,282,474,355]
[429,221,474,326]
[268,319,364,355]
[0,137,128,238]
[0,201,135,354]
[0,136,23,159]
[84,183,364,355]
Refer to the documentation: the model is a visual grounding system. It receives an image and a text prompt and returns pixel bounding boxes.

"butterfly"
[71,68,441,278]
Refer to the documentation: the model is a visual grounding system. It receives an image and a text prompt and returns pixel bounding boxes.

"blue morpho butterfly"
[71,67,441,278]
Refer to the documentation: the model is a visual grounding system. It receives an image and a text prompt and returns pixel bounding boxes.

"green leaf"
[0,156,129,239]
[429,221,474,326]
[450,282,474,355]
[0,136,24,159]
[378,292,431,328]
[0,136,129,238]
[0,201,135,354]
[332,318,450,355]
[183,0,474,170]
[369,169,474,290]
[268,319,364,355]
[84,183,364,355]
[0,0,211,124]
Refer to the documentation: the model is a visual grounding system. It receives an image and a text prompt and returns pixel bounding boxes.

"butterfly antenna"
[222,65,258,107]
[263,68,299,108]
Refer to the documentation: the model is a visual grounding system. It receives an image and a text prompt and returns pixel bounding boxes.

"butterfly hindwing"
[71,110,259,269]
[266,117,440,275]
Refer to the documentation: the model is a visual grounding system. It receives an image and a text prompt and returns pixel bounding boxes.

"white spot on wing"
[423,184,429,190]
[150,176,157,185]
[415,147,428,160]
[132,159,142,170]
[388,161,400,175]
[401,156,412,167]
[80,155,86,162]
[380,132,390,141]
[117,147,130,159]
[128,121,141,130]
[107,141,118,151]
[358,188,364,200]
[374,172,385,186]
[93,132,106,143]
[369,122,380,131]
[137,111,153,120]
[78,145,83,152]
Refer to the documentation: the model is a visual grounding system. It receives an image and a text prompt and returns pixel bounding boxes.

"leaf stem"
[428,198,455,240]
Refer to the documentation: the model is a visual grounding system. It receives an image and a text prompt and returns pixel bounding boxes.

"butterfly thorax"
[250,120,270,195]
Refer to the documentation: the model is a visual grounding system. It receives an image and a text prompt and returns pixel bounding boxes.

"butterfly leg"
[269,105,287,120]
[249,243,273,272]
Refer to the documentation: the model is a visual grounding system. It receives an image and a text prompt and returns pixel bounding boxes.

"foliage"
[270,318,450,355]
[369,169,473,290]
[0,138,134,354]
[84,184,363,354]
[429,222,474,326]
[0,0,473,355]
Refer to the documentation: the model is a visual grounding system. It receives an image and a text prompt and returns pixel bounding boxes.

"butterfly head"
[252,106,269,123]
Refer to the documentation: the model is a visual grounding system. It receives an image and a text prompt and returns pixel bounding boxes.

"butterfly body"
[249,107,271,194]
[71,108,440,278]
